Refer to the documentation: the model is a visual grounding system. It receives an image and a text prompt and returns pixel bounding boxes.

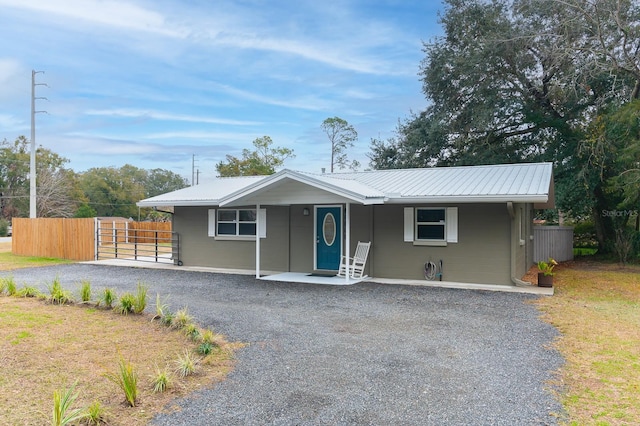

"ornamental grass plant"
[104,355,138,407]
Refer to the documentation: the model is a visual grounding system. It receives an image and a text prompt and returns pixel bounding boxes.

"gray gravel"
[4,264,565,425]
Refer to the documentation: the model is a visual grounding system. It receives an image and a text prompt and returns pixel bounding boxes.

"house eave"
[137,200,221,208]
[385,195,550,204]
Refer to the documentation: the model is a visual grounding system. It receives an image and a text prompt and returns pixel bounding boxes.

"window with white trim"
[217,209,256,236]
[404,207,458,245]
[208,208,267,238]
[416,208,446,241]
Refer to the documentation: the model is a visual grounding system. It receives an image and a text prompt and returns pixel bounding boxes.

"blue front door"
[315,206,342,270]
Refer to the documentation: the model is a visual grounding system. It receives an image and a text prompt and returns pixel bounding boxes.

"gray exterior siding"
[174,205,290,271]
[512,203,535,280]
[289,205,314,272]
[173,202,524,286]
[371,204,512,284]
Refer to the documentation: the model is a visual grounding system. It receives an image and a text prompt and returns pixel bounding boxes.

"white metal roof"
[137,162,554,207]
[137,175,266,207]
[332,162,554,203]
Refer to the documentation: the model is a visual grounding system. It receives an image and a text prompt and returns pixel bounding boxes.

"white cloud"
[0,0,408,75]
[210,83,335,111]
[0,0,186,37]
[85,108,262,126]
[0,58,27,103]
[142,130,257,141]
[0,58,22,84]
[0,114,25,129]
[214,33,393,76]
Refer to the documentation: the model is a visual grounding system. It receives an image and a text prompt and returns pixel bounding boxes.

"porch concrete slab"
[83,258,553,294]
[259,272,366,285]
[369,277,554,295]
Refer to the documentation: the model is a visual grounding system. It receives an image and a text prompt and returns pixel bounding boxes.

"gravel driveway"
[5,264,564,425]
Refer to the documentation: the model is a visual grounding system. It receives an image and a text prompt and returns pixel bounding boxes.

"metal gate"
[95,221,181,265]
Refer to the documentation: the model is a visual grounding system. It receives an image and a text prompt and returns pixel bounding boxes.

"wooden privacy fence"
[12,218,96,261]
[96,220,172,244]
[129,221,172,243]
[533,226,574,263]
[12,218,173,261]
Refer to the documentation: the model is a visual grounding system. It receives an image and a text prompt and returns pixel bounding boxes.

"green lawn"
[535,260,640,425]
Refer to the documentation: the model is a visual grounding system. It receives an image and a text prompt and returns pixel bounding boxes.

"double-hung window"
[416,208,446,241]
[404,207,458,245]
[208,208,266,239]
[217,209,256,236]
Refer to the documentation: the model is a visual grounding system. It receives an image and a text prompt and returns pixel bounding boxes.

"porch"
[82,257,553,295]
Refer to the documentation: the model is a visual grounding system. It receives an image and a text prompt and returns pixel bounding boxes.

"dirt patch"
[0,241,11,253]
[0,296,240,425]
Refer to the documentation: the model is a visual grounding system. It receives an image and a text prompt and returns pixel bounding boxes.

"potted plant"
[537,257,558,287]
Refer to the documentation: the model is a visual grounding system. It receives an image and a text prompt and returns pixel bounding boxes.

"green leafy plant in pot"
[537,257,557,287]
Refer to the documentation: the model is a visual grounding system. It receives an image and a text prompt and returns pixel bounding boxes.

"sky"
[0,0,444,182]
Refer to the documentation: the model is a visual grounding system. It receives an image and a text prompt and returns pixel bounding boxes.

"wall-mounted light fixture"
[303,208,310,216]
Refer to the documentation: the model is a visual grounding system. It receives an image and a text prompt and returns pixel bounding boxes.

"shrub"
[116,292,136,315]
[183,323,200,341]
[160,311,174,327]
[152,293,169,321]
[132,282,148,314]
[79,280,92,303]
[200,329,216,345]
[0,275,17,295]
[174,349,198,378]
[48,276,72,304]
[98,288,117,309]
[200,329,225,349]
[104,355,138,407]
[6,277,17,296]
[16,285,41,298]
[173,307,193,330]
[0,218,8,237]
[52,382,86,426]
[151,365,171,393]
[85,400,106,425]
[197,342,213,356]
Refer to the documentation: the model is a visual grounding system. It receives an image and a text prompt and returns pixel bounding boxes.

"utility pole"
[30,70,47,218]
[191,154,198,186]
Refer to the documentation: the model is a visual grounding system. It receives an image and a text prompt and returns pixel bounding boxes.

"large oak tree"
[369,0,640,252]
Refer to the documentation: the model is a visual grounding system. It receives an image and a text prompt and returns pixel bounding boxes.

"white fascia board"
[218,171,292,206]
[219,170,382,206]
[137,199,221,208]
[385,194,550,204]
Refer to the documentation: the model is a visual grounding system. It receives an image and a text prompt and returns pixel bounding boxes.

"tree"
[368,0,640,252]
[36,169,76,218]
[146,168,189,198]
[0,136,76,219]
[74,203,97,218]
[78,165,146,218]
[77,164,188,218]
[216,136,295,177]
[321,117,360,172]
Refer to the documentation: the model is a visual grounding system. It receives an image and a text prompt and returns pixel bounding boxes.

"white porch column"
[255,203,261,279]
[345,202,350,283]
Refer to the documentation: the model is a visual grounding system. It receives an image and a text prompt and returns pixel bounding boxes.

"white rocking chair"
[337,241,371,279]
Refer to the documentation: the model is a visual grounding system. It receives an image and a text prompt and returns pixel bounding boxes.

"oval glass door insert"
[323,213,336,246]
